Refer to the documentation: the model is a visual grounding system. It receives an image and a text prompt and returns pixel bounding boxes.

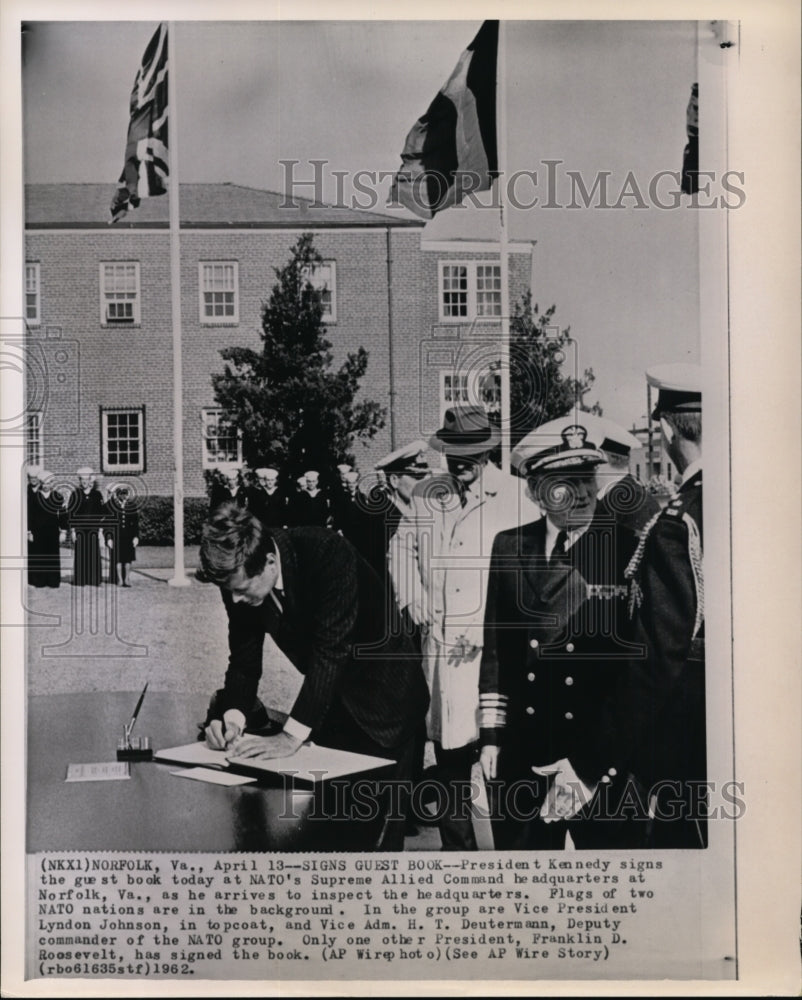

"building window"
[25,263,41,326]
[476,264,502,317]
[301,261,337,323]
[200,262,239,324]
[26,411,43,466]
[101,407,145,473]
[100,262,140,326]
[202,408,242,468]
[438,261,502,322]
[440,367,501,419]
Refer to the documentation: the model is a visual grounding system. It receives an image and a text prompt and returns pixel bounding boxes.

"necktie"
[460,486,471,509]
[550,530,569,566]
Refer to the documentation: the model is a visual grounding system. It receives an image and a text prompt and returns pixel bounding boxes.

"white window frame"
[201,407,243,469]
[301,261,337,323]
[439,366,502,421]
[25,262,41,326]
[101,407,145,474]
[26,411,43,466]
[199,261,240,325]
[438,260,502,323]
[100,262,141,327]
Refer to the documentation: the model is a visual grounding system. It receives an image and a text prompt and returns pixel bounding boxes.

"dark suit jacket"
[210,527,429,750]
[479,512,638,786]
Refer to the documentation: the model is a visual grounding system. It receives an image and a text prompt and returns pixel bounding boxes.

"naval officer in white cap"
[479,414,642,849]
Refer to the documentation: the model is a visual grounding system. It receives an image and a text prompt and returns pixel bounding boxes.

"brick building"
[24,183,532,497]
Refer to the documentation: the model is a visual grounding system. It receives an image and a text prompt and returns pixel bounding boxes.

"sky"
[19,17,707,427]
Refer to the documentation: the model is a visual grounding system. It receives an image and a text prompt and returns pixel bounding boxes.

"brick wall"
[25,228,530,498]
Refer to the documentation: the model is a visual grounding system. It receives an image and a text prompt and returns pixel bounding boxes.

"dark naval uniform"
[246,486,287,528]
[28,488,65,588]
[479,512,640,849]
[103,495,140,582]
[622,466,706,848]
[69,486,105,586]
[597,472,662,536]
[209,483,249,515]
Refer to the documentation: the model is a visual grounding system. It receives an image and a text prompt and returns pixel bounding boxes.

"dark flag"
[110,23,169,224]
[391,20,498,220]
[680,82,699,196]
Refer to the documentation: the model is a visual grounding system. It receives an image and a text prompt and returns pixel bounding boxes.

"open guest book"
[154,740,396,786]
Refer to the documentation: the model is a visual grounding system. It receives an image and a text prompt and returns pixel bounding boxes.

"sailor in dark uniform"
[104,483,140,586]
[247,468,287,528]
[479,416,640,849]
[69,467,105,586]
[27,469,66,588]
[209,464,249,514]
[622,364,706,848]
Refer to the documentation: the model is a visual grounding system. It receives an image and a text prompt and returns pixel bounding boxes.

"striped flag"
[391,21,498,220]
[110,24,169,224]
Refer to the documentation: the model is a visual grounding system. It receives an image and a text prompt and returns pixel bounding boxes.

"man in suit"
[247,467,287,527]
[479,415,640,849]
[391,407,525,849]
[621,364,706,848]
[197,502,430,850]
[69,466,105,586]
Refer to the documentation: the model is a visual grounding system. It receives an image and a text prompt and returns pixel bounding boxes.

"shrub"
[137,496,209,546]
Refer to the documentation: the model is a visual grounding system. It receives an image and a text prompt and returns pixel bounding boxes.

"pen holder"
[117,733,153,761]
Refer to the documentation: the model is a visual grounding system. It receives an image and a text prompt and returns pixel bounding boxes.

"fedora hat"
[429,405,500,456]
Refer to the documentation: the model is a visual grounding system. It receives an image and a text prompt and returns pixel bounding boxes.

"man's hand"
[228,731,303,760]
[480,744,500,782]
[446,635,482,666]
[407,597,431,627]
[532,758,597,823]
[27,530,34,543]
[204,710,244,750]
[106,537,113,549]
[133,537,139,548]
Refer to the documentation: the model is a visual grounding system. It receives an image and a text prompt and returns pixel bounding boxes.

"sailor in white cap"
[209,463,248,514]
[621,362,705,848]
[392,409,524,850]
[288,469,330,527]
[27,468,66,588]
[69,465,105,585]
[247,467,287,527]
[479,413,641,849]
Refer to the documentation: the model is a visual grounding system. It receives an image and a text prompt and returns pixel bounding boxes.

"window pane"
[103,263,138,324]
[476,265,502,317]
[442,265,468,318]
[103,409,142,470]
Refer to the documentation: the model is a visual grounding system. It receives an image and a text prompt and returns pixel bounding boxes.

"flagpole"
[167,21,189,587]
[497,20,512,475]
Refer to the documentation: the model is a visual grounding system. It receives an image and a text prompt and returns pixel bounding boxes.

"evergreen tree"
[507,291,601,448]
[212,234,385,473]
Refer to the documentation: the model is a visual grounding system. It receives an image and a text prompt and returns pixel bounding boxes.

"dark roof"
[25,182,424,230]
